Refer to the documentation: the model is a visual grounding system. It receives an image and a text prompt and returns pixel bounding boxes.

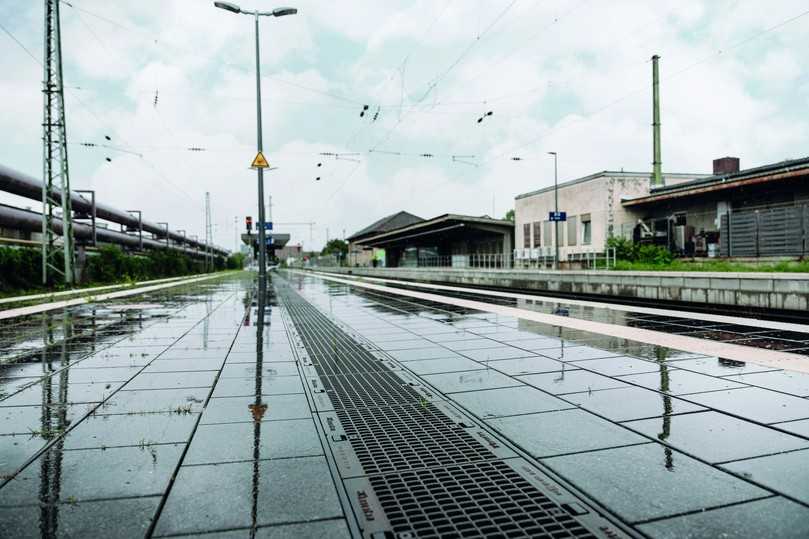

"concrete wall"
[317,266,809,313]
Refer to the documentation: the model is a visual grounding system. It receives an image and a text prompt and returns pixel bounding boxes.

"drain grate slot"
[320,371,420,409]
[366,460,595,539]
[336,403,499,476]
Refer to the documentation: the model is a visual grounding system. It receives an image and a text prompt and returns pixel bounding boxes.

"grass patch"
[612,259,809,272]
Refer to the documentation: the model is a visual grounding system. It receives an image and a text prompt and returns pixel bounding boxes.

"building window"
[523,223,531,248]
[543,221,552,247]
[581,214,592,245]
[532,222,541,248]
[567,216,578,246]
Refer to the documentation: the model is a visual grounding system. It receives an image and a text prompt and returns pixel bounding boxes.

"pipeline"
[0,163,228,256]
[0,203,214,259]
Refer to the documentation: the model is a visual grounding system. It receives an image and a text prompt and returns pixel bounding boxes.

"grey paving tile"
[542,443,768,523]
[145,358,222,372]
[46,366,141,383]
[684,387,809,424]
[565,386,706,422]
[185,418,323,465]
[159,348,230,360]
[100,387,208,414]
[0,434,48,477]
[220,362,300,378]
[773,418,809,438]
[637,496,809,539]
[0,382,114,407]
[426,331,479,343]
[489,409,646,457]
[619,369,747,395]
[0,444,183,506]
[519,369,629,395]
[451,386,574,419]
[488,356,568,375]
[539,345,621,361]
[672,356,782,377]
[459,346,538,362]
[126,371,217,390]
[63,412,198,450]
[229,348,297,363]
[378,338,436,351]
[154,456,343,535]
[498,337,563,349]
[387,347,462,362]
[403,357,485,375]
[725,370,809,397]
[421,369,521,394]
[573,356,662,377]
[0,496,161,539]
[0,403,90,436]
[721,449,809,504]
[201,394,311,424]
[211,375,304,398]
[624,411,809,463]
[255,519,351,539]
[440,338,504,352]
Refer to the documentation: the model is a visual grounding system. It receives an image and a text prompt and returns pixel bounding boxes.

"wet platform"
[1,271,809,537]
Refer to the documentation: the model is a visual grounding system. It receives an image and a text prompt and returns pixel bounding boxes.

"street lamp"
[213,2,297,285]
[548,152,559,270]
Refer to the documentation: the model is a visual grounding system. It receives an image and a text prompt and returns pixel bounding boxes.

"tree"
[503,209,515,222]
[321,239,348,259]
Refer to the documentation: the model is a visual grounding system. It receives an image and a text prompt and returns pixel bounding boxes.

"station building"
[347,211,424,267]
[514,170,701,262]
[348,213,514,268]
[623,156,809,257]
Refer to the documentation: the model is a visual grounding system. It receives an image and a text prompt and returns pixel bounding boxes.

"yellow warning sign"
[250,152,270,168]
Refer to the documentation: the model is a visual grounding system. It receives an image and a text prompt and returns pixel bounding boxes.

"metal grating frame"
[277,279,630,539]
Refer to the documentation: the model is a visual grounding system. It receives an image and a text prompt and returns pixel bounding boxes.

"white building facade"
[514,171,702,261]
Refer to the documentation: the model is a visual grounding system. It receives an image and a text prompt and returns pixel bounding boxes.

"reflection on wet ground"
[369,279,809,356]
[2,270,809,537]
[0,274,349,538]
[286,271,809,536]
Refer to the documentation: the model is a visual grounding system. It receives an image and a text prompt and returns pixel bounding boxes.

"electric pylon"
[42,0,75,285]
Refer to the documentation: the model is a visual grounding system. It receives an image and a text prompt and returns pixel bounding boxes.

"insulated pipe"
[0,163,229,256]
[0,203,212,258]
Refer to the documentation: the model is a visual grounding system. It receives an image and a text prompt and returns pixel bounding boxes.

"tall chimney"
[651,54,662,188]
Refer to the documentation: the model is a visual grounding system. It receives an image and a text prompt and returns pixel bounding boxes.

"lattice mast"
[42,0,75,285]
[205,192,213,271]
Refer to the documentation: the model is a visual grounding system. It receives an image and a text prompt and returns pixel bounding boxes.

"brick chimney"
[713,157,740,176]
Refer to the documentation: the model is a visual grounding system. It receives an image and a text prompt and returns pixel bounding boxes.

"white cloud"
[1,0,808,251]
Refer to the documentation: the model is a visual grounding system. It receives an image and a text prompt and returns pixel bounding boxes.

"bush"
[226,253,245,269]
[0,245,218,295]
[606,236,672,265]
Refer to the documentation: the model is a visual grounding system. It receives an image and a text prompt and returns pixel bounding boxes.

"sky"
[1,0,807,252]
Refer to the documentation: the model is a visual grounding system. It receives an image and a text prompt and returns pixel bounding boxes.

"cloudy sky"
[1,0,807,251]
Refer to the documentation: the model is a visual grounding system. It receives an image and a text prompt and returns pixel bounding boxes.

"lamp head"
[214,2,241,14]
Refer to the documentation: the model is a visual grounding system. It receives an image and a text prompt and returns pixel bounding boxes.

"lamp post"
[548,152,559,270]
[213,1,297,285]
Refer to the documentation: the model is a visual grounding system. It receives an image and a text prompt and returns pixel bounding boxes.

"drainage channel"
[276,279,631,539]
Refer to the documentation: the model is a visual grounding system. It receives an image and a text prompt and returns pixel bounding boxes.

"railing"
[302,249,616,270]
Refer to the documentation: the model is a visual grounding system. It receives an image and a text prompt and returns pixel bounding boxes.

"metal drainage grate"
[278,280,618,539]
[368,460,595,539]
[335,403,497,476]
[320,371,420,410]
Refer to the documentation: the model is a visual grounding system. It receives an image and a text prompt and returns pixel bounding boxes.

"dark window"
[523,223,531,248]
[532,222,541,248]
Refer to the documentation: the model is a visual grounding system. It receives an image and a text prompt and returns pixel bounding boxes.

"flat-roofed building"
[514,171,702,263]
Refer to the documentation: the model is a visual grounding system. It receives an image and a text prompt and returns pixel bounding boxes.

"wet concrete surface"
[1,270,809,537]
